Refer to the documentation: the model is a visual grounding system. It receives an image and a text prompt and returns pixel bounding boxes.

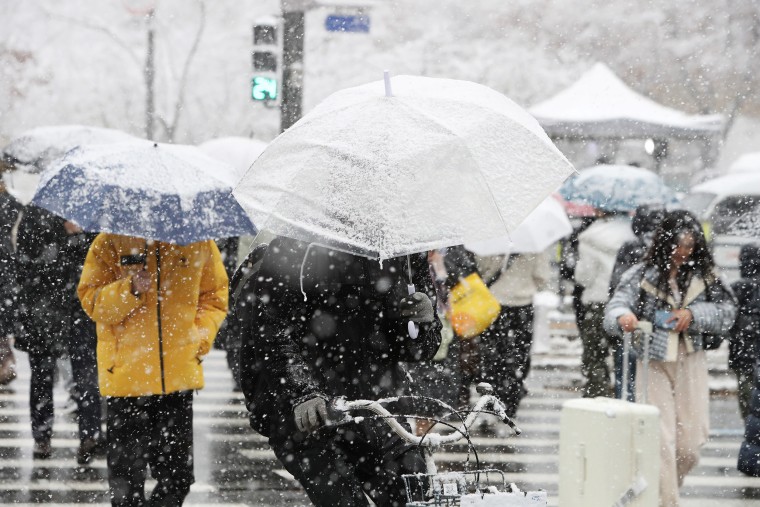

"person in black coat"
[0,188,22,385]
[15,205,103,463]
[729,243,760,420]
[239,236,442,507]
[737,243,760,477]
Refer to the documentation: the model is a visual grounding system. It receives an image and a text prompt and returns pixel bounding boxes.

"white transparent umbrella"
[464,196,572,255]
[233,74,575,260]
[2,124,141,174]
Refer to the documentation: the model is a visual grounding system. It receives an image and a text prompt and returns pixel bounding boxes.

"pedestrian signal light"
[252,76,278,101]
[253,24,277,46]
[253,51,277,72]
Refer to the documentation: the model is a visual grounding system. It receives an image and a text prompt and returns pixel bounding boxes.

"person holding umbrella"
[27,141,247,505]
[230,74,575,505]
[78,234,228,505]
[239,236,442,506]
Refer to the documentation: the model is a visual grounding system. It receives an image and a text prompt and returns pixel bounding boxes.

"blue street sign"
[325,14,370,33]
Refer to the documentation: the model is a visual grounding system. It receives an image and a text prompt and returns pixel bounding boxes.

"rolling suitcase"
[559,328,660,507]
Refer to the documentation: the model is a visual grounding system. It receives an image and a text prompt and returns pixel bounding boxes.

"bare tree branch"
[40,8,142,68]
[159,0,206,141]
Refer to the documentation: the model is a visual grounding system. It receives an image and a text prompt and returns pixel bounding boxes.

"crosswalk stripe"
[0,349,754,505]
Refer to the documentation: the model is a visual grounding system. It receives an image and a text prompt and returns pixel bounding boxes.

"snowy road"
[0,326,757,506]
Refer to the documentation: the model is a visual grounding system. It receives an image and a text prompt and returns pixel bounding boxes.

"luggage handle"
[622,324,653,404]
[576,443,586,497]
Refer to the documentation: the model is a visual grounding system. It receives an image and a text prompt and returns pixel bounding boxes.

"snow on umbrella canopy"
[558,164,678,213]
[2,124,141,173]
[32,142,257,245]
[233,74,575,260]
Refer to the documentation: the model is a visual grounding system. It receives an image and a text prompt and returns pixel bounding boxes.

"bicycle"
[329,382,548,506]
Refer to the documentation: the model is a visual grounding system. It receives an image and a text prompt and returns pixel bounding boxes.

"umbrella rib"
[395,99,577,235]
[392,100,514,235]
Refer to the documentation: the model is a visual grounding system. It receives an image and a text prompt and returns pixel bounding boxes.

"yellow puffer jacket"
[78,233,229,397]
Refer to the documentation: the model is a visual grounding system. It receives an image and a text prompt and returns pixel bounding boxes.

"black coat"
[14,205,95,356]
[0,192,22,337]
[239,237,442,437]
[443,244,479,288]
[729,279,760,372]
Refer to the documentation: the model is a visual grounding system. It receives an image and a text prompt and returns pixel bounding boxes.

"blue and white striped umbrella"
[32,142,256,245]
[559,164,678,212]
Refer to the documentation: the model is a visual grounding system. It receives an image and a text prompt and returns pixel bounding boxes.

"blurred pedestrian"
[407,249,460,437]
[574,210,635,397]
[609,205,664,401]
[214,236,242,390]
[78,234,228,506]
[215,241,269,392]
[604,210,736,506]
[238,236,441,507]
[0,179,21,385]
[477,251,550,418]
[60,219,105,465]
[443,245,483,406]
[15,205,103,462]
[558,216,596,329]
[729,243,760,421]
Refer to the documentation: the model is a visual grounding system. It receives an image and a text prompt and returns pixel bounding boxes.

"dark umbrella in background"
[31,141,256,245]
[2,124,142,204]
[559,164,678,212]
[2,124,141,174]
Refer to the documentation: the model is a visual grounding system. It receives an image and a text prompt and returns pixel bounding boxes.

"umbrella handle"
[407,284,419,339]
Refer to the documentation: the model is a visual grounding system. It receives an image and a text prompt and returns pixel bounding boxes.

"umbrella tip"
[383,70,392,97]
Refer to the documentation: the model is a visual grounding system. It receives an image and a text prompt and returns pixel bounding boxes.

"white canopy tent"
[530,63,724,140]
[529,64,725,181]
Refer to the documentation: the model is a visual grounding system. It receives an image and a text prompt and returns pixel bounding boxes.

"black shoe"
[33,440,52,459]
[77,437,103,465]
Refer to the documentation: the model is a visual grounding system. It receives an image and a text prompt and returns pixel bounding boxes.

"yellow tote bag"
[447,273,501,339]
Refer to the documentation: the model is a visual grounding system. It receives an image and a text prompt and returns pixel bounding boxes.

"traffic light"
[251,19,280,102]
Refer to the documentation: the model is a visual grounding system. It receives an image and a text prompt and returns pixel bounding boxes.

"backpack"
[221,243,272,436]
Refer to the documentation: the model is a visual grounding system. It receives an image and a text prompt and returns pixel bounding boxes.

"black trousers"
[479,305,534,417]
[65,318,102,441]
[270,418,427,507]
[107,391,194,507]
[28,353,56,443]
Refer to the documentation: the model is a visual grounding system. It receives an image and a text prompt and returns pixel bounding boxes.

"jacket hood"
[579,216,635,255]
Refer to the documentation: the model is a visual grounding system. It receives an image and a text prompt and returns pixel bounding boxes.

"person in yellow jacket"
[78,233,228,507]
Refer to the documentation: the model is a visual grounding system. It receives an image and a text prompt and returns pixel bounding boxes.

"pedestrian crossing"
[0,349,758,506]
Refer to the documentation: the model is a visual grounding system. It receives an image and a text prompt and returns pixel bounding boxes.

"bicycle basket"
[402,469,547,506]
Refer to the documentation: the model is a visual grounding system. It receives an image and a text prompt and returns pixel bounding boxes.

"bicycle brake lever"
[500,413,522,435]
[491,400,522,435]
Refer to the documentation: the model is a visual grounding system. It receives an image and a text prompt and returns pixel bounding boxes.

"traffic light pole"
[280,7,305,132]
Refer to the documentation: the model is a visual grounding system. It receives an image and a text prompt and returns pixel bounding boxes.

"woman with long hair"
[604,210,737,506]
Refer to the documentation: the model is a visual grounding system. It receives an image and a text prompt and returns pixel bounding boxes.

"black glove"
[293,396,329,432]
[400,292,434,323]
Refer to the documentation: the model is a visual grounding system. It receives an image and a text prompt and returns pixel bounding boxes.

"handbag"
[701,333,724,350]
[701,276,730,350]
[447,273,501,340]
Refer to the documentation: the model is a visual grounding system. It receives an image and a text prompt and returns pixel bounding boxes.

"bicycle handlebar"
[329,387,522,449]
